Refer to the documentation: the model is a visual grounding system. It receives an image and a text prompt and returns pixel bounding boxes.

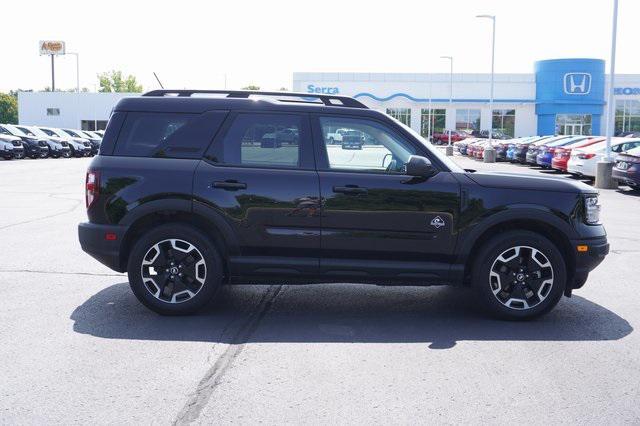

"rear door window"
[113,111,227,158]
[207,113,311,169]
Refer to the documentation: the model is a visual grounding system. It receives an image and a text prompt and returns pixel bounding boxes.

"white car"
[37,126,91,157]
[326,128,352,143]
[567,137,640,177]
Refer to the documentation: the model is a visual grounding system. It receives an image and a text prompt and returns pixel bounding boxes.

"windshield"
[21,126,48,138]
[64,129,81,137]
[4,124,28,137]
[390,116,465,173]
[55,129,76,138]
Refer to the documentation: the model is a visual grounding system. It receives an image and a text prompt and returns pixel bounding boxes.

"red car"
[551,137,604,171]
[432,130,467,145]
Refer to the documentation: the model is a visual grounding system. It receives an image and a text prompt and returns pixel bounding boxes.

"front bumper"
[78,222,128,272]
[569,236,609,290]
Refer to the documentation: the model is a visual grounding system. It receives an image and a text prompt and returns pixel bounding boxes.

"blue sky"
[1,0,637,92]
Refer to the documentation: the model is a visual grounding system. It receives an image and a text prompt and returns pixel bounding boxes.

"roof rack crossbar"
[141,89,368,109]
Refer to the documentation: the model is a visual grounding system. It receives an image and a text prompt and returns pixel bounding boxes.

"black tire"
[127,223,224,315]
[471,230,566,320]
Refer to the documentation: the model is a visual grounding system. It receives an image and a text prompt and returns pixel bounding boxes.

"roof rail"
[141,89,368,109]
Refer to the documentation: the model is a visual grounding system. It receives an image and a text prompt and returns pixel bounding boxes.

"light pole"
[440,56,454,156]
[67,52,80,93]
[596,0,619,189]
[427,77,432,142]
[477,14,497,163]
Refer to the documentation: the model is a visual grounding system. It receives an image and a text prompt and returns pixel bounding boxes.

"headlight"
[584,195,601,224]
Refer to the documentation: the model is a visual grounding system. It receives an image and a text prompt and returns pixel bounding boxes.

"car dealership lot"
[1,157,640,424]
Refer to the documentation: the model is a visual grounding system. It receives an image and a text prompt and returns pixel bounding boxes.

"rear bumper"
[612,168,640,187]
[569,236,609,290]
[551,157,568,171]
[78,222,128,272]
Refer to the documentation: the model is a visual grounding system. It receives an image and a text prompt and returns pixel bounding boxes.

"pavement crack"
[173,285,283,425]
[0,269,124,277]
[0,195,82,230]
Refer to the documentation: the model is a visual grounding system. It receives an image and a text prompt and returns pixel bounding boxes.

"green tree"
[0,93,18,124]
[98,70,143,93]
[241,84,260,90]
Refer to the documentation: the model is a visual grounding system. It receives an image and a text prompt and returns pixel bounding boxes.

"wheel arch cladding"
[119,210,238,276]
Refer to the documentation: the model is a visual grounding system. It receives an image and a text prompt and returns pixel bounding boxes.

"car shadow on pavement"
[71,282,632,349]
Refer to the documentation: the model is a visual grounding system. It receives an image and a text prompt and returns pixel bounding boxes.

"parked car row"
[454,134,640,188]
[430,129,512,145]
[0,124,102,160]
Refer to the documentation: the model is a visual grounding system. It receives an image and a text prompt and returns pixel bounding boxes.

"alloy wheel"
[489,245,554,310]
[140,238,207,304]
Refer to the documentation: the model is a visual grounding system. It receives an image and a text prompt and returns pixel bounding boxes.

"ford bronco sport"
[78,90,609,319]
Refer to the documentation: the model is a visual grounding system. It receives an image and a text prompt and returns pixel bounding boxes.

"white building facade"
[18,92,133,131]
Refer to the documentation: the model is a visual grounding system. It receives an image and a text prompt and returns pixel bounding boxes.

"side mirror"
[405,155,436,177]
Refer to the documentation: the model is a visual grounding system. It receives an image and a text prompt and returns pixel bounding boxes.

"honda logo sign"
[563,73,591,95]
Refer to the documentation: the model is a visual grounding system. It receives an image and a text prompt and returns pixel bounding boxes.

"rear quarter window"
[112,111,227,158]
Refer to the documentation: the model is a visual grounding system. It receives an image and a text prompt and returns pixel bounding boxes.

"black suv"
[78,90,609,319]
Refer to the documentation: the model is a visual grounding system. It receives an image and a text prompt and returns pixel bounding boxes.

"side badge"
[430,216,445,229]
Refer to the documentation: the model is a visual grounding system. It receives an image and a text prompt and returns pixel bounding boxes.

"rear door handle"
[333,185,368,195]
[212,180,247,191]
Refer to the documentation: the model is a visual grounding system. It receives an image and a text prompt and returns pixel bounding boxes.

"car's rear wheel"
[472,230,566,320]
[127,224,224,315]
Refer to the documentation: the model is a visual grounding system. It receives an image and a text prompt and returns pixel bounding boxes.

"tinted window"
[212,113,302,168]
[319,116,416,173]
[114,111,226,158]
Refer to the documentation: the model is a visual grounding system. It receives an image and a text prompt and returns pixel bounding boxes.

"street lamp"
[440,55,454,156]
[595,0,619,189]
[476,14,497,163]
[67,52,80,93]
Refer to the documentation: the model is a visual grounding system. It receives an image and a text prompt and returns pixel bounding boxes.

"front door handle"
[212,180,247,191]
[333,185,368,195]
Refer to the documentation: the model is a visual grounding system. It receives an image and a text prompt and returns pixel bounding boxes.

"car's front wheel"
[127,224,224,315]
[472,230,566,320]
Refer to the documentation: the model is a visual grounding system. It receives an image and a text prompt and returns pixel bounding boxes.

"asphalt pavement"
[1,154,639,424]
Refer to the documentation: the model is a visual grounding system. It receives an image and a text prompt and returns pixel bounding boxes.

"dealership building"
[17,58,640,137]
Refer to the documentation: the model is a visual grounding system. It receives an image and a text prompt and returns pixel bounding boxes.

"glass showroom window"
[615,100,640,134]
[492,109,516,137]
[386,108,411,127]
[81,120,109,131]
[456,109,481,132]
[420,109,446,138]
[555,114,592,136]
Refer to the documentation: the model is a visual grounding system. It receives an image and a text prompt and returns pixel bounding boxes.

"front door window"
[318,116,416,174]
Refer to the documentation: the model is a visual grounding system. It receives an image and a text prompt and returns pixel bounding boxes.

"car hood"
[467,171,596,194]
[0,134,21,142]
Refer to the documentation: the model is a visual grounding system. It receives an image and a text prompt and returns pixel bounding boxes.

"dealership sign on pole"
[39,40,65,92]
[39,40,65,56]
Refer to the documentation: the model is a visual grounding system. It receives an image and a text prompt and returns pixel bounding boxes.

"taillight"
[578,153,596,160]
[86,170,99,208]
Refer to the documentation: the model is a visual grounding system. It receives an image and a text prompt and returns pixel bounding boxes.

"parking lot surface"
[1,155,640,424]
